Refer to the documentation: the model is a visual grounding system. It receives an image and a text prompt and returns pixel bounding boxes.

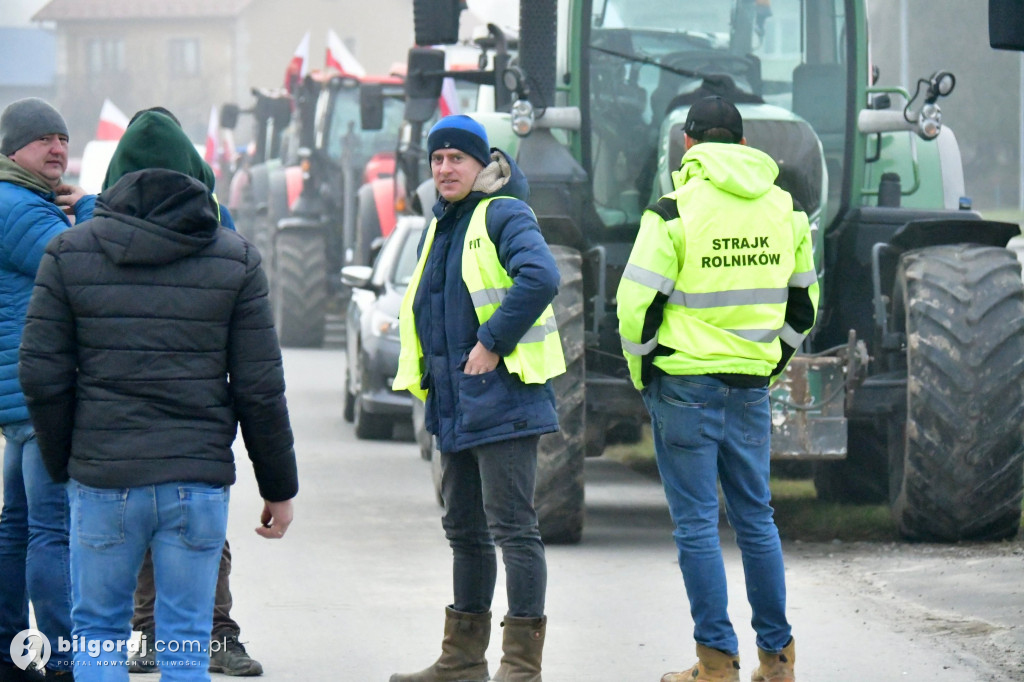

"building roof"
[0,27,56,87]
[33,0,253,21]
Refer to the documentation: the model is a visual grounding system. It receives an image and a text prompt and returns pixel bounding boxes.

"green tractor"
[407,0,1024,544]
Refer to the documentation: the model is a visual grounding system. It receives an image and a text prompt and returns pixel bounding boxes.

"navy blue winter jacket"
[414,151,560,453]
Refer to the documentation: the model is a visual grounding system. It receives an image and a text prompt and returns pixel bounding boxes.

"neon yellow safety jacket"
[394,196,566,401]
[616,142,819,390]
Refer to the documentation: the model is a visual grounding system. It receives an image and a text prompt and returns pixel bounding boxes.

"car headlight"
[370,309,399,338]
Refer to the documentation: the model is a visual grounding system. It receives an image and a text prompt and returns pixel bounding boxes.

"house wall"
[55,18,238,151]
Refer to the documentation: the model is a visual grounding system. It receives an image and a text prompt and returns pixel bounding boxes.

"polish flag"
[203,105,220,175]
[95,98,129,140]
[438,77,460,117]
[285,31,311,92]
[325,29,366,77]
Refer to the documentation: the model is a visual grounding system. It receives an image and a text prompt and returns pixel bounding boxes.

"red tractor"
[224,70,406,347]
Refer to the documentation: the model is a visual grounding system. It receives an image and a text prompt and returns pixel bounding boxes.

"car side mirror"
[340,265,374,290]
[360,84,384,131]
[219,103,240,130]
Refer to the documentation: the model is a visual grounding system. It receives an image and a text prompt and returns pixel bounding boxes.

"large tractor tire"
[535,246,587,544]
[272,230,328,348]
[889,244,1024,541]
[259,165,290,278]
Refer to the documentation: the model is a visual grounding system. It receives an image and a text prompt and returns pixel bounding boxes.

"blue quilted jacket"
[0,159,95,425]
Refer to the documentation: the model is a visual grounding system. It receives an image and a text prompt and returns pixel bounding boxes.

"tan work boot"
[750,637,795,682]
[661,643,741,682]
[389,607,491,682]
[491,615,546,682]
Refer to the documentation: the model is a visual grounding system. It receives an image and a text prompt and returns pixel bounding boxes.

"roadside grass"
[982,208,1024,226]
[602,427,1020,543]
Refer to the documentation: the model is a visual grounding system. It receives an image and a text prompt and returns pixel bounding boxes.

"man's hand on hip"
[464,341,499,375]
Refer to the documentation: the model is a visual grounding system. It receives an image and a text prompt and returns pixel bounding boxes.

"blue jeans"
[643,375,791,655]
[440,435,546,618]
[67,480,229,681]
[0,420,74,670]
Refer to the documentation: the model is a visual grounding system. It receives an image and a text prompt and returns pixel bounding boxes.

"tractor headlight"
[511,99,535,137]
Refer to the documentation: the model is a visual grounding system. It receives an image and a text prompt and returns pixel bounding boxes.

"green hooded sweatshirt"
[102,111,215,192]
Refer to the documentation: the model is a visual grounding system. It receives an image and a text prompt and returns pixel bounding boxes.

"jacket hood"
[102,110,215,192]
[0,155,55,196]
[673,142,779,199]
[433,148,529,217]
[92,168,219,266]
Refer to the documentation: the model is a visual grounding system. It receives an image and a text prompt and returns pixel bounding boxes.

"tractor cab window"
[588,0,848,229]
[322,83,406,170]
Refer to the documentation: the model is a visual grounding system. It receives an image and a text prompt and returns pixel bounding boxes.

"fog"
[1,0,1021,213]
[867,0,1023,212]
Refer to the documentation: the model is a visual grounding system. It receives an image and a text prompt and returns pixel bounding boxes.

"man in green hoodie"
[616,97,818,682]
[19,110,297,681]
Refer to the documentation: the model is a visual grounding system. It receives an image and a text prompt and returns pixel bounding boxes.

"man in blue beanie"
[390,114,564,682]
[0,96,92,682]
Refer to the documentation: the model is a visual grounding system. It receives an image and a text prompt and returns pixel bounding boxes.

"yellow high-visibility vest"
[393,197,565,401]
[617,156,818,389]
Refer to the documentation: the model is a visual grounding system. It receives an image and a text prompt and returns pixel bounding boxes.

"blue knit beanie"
[427,115,491,168]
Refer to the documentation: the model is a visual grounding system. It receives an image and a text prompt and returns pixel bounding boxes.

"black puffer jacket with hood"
[19,111,297,502]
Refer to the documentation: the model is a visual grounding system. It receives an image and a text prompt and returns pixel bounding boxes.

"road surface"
[217,348,1023,681]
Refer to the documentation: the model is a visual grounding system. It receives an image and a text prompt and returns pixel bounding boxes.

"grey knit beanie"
[0,98,69,156]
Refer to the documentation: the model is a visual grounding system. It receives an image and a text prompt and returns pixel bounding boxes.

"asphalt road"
[215,348,1023,681]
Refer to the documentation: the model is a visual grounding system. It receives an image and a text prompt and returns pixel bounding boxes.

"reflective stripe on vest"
[393,197,565,401]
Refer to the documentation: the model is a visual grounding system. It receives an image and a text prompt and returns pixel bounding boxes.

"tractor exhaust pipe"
[519,0,557,108]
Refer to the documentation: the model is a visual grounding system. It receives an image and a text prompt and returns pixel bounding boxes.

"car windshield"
[391,227,424,288]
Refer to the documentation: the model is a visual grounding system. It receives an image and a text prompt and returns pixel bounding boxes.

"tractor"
[400,0,1024,544]
[224,71,406,347]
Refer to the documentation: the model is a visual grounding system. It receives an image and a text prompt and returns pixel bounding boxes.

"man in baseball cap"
[683,94,745,144]
[619,94,815,682]
[0,97,93,680]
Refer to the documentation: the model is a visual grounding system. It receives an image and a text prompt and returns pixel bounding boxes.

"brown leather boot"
[661,643,741,682]
[491,615,546,682]
[389,607,491,682]
[750,637,795,682]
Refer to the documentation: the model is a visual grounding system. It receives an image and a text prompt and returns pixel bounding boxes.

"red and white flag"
[95,98,129,140]
[439,77,461,117]
[203,105,220,175]
[325,29,366,77]
[285,31,311,92]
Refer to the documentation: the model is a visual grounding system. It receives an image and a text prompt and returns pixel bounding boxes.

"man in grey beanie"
[0,97,92,682]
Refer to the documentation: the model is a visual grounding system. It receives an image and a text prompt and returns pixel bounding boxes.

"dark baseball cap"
[683,96,743,143]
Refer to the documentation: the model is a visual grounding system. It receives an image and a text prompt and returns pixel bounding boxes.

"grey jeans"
[440,435,546,618]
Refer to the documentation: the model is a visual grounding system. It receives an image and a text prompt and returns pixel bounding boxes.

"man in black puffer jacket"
[18,110,298,680]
